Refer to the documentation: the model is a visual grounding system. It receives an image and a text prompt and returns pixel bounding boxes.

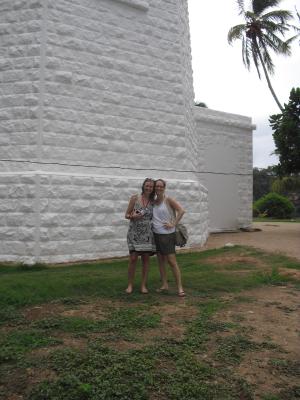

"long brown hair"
[141,178,155,201]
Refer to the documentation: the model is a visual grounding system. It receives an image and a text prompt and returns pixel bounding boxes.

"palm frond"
[263,30,292,55]
[280,40,292,56]
[286,23,300,34]
[245,10,256,22]
[227,24,246,43]
[251,43,262,78]
[252,0,282,15]
[262,10,293,24]
[262,49,275,74]
[242,36,252,70]
[237,0,245,15]
[261,19,298,40]
[261,20,283,35]
[285,33,300,45]
[258,39,275,73]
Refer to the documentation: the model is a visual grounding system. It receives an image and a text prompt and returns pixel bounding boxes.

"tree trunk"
[257,49,284,112]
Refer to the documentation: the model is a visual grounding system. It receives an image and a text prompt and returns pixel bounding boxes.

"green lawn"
[1,246,299,400]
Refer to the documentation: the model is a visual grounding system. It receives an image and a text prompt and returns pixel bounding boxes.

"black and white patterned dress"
[127,200,156,253]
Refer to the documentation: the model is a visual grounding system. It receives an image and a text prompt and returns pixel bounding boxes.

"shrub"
[252,204,259,217]
[254,192,295,219]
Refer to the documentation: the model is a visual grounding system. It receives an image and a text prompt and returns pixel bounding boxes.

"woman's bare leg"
[157,253,168,290]
[166,254,184,294]
[126,253,138,293]
[140,254,150,293]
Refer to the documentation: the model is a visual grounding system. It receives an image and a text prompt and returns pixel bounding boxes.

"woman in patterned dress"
[125,178,156,294]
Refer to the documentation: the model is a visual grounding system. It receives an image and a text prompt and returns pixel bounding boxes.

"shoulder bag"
[165,198,188,247]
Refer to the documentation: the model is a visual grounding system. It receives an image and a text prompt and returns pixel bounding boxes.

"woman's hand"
[163,221,175,229]
[131,210,143,220]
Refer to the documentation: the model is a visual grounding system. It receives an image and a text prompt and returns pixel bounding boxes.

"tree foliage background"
[269,87,300,176]
[253,167,276,201]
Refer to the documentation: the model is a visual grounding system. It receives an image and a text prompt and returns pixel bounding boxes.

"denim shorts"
[153,232,176,255]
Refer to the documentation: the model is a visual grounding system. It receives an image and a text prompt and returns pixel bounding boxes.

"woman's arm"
[167,197,185,226]
[125,195,137,220]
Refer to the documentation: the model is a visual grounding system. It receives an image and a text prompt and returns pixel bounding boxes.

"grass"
[0,330,62,363]
[269,359,300,377]
[32,307,161,341]
[0,245,300,399]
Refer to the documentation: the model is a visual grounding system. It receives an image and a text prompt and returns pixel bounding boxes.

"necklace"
[141,195,149,208]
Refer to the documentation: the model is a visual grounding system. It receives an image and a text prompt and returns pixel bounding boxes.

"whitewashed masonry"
[0,0,253,263]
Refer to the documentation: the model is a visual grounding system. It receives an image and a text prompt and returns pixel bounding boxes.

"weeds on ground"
[0,246,299,399]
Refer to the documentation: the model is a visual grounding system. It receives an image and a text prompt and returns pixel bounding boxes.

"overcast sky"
[188,0,300,169]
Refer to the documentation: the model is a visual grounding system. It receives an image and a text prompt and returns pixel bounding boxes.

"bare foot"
[140,287,149,294]
[125,286,133,294]
[156,286,169,293]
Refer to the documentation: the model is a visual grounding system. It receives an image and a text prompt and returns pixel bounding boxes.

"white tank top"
[152,201,176,234]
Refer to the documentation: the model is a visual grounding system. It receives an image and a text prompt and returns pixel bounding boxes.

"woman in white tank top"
[152,201,176,235]
[153,179,186,297]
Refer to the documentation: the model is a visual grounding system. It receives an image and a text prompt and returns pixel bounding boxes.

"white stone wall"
[0,0,253,263]
[0,169,208,263]
[0,0,195,169]
[0,0,43,161]
[0,0,211,263]
[40,0,193,171]
[177,0,199,172]
[194,107,254,231]
[0,173,37,260]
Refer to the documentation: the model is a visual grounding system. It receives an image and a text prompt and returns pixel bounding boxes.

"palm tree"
[228,0,298,111]
[296,7,300,42]
[194,101,208,108]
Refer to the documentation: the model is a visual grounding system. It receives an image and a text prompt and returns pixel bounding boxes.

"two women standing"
[125,178,185,297]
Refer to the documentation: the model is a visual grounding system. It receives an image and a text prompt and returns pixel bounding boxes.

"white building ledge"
[194,106,255,130]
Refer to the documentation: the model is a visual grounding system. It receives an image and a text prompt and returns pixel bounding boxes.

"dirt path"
[213,285,300,398]
[196,222,300,260]
[192,225,300,397]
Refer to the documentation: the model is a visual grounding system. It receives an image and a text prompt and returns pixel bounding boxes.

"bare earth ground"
[211,285,300,397]
[187,222,300,397]
[7,284,299,399]
[197,221,300,261]
[2,222,300,399]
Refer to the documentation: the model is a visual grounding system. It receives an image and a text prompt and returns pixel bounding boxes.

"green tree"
[254,192,295,218]
[228,0,298,111]
[272,175,300,193]
[269,87,300,175]
[253,166,276,201]
[272,176,300,216]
